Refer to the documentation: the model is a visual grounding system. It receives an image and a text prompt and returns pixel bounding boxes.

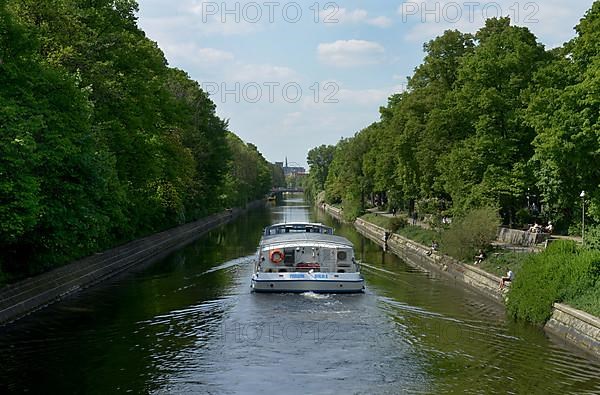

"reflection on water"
[0,194,599,394]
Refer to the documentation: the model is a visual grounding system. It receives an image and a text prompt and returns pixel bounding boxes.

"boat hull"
[251,273,365,293]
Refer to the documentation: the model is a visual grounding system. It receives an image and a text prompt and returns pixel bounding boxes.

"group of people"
[528,221,553,234]
[423,242,514,289]
[473,250,513,289]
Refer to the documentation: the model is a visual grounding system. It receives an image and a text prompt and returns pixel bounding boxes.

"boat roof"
[260,232,353,248]
[263,222,333,236]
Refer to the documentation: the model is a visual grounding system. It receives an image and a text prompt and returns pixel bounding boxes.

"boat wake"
[301,291,330,300]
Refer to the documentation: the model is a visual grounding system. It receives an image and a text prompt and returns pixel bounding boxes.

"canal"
[1,195,599,394]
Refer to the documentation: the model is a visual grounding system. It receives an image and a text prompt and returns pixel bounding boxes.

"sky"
[136,0,594,168]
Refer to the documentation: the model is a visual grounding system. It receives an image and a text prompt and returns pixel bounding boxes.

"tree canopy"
[0,0,276,282]
[308,5,600,232]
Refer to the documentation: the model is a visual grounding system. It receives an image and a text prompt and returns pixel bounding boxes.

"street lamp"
[580,190,586,244]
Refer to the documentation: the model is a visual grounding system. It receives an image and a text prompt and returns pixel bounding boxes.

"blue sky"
[137,0,594,168]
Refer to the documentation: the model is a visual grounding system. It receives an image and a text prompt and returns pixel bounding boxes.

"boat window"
[264,224,334,235]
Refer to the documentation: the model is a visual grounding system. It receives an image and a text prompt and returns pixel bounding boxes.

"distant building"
[276,157,306,176]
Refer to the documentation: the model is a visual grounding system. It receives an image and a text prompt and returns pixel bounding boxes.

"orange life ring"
[270,249,284,264]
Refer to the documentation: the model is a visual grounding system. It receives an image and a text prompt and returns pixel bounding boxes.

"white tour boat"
[251,222,365,293]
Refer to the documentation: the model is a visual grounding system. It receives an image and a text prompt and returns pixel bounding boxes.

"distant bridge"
[271,187,304,194]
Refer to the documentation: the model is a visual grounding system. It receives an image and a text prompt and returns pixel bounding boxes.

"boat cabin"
[257,223,356,274]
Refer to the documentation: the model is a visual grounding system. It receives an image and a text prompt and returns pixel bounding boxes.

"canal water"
[1,195,599,394]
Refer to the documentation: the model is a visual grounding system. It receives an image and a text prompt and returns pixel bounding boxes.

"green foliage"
[515,208,533,229]
[525,2,600,225]
[584,225,600,251]
[396,226,441,247]
[507,241,600,324]
[223,135,273,208]
[307,8,600,233]
[0,0,274,282]
[568,286,600,317]
[308,18,555,226]
[479,251,532,277]
[441,207,500,261]
[389,216,409,232]
[360,214,392,229]
[361,214,409,233]
[415,198,444,215]
[307,145,335,193]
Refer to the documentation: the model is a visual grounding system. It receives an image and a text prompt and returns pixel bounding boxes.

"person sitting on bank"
[544,221,554,234]
[474,249,485,265]
[426,240,439,256]
[499,267,514,290]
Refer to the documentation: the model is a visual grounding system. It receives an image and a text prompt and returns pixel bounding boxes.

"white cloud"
[367,16,393,28]
[228,64,297,83]
[142,40,235,69]
[319,8,392,28]
[337,85,406,106]
[396,0,591,46]
[196,47,235,62]
[282,112,303,128]
[320,8,368,23]
[164,43,234,64]
[318,40,385,67]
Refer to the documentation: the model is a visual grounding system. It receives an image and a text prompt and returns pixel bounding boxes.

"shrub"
[584,224,600,251]
[342,194,363,221]
[415,197,443,215]
[441,207,500,261]
[389,216,408,232]
[506,241,600,324]
[515,208,532,228]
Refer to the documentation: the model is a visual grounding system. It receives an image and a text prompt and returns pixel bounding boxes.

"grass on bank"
[478,251,531,277]
[360,213,440,245]
[568,287,600,317]
[361,213,394,229]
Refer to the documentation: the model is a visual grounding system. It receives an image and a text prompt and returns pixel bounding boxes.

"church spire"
[285,156,288,167]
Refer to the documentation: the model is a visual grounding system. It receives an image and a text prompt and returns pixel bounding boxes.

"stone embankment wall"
[0,201,264,324]
[546,303,600,357]
[322,203,343,221]
[353,217,505,303]
[323,204,600,359]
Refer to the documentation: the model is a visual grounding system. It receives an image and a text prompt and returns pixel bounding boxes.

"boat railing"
[263,223,333,236]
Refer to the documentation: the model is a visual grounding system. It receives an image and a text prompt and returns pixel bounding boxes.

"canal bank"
[0,200,265,325]
[321,203,600,359]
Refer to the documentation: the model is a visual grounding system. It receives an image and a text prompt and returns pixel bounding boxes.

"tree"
[526,2,600,226]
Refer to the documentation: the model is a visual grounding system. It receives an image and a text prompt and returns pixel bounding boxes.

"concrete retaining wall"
[545,303,600,357]
[497,227,548,246]
[321,203,344,221]
[0,201,264,325]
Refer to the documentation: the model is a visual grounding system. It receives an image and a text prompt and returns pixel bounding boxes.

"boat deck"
[260,232,352,247]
